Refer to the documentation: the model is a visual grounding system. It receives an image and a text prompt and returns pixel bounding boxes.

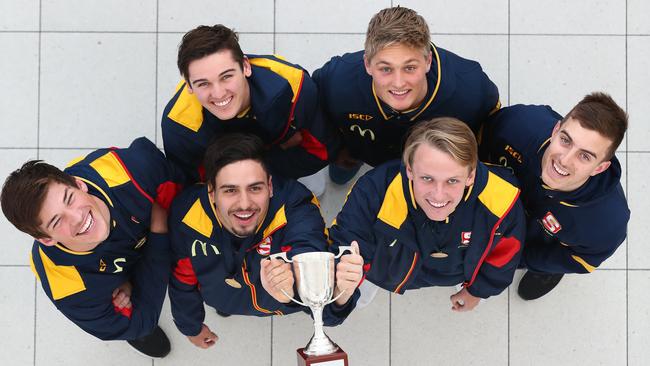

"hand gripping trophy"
[270,245,357,366]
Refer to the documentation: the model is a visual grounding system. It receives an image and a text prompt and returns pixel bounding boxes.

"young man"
[168,134,362,348]
[480,93,630,300]
[328,118,525,311]
[0,138,183,358]
[161,24,340,194]
[312,6,500,184]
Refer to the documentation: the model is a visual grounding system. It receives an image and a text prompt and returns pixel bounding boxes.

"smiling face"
[364,43,432,112]
[210,159,273,237]
[186,50,252,120]
[406,143,475,222]
[540,117,613,192]
[37,179,111,251]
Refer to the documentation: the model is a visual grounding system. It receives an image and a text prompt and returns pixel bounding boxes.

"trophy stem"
[303,306,339,356]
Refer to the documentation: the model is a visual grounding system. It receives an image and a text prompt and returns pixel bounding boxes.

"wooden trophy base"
[296,347,349,366]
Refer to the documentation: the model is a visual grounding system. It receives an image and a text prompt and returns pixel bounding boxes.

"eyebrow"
[561,131,598,159]
[190,68,236,86]
[218,181,266,190]
[376,59,420,66]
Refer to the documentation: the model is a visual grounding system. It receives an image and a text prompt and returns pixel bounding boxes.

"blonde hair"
[403,117,478,171]
[365,6,431,62]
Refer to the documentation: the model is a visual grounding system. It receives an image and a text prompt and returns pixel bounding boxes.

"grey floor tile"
[41,0,156,32]
[627,153,650,269]
[157,297,272,365]
[433,35,509,105]
[510,35,626,114]
[34,288,151,365]
[629,270,650,366]
[510,270,626,366]
[272,290,390,365]
[39,33,157,148]
[511,0,625,35]
[276,0,389,33]
[628,0,650,34]
[0,149,39,265]
[392,286,508,366]
[398,0,508,34]
[0,267,35,366]
[0,0,39,31]
[627,36,650,152]
[320,164,372,225]
[158,0,273,33]
[275,33,365,75]
[0,33,39,148]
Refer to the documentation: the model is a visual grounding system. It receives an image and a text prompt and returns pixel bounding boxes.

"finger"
[112,288,119,297]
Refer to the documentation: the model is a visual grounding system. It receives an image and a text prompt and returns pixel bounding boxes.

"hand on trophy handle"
[260,257,296,304]
[450,287,481,312]
[333,241,364,306]
[187,323,219,349]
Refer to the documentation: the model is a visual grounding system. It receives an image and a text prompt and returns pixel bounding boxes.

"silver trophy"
[269,246,353,357]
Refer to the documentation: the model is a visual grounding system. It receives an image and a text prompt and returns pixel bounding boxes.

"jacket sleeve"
[167,204,206,336]
[522,219,622,274]
[327,174,382,269]
[53,233,172,341]
[466,200,526,298]
[161,89,205,184]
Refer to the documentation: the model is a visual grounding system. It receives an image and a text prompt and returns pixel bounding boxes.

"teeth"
[553,161,569,176]
[234,212,254,219]
[427,200,448,208]
[391,90,408,96]
[78,212,93,235]
[213,96,233,107]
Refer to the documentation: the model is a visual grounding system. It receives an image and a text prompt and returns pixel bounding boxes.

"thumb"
[350,241,360,256]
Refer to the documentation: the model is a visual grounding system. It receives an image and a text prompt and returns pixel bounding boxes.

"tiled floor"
[0,1,647,365]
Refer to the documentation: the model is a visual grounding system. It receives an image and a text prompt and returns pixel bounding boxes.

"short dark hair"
[1,160,77,238]
[203,134,270,191]
[177,24,245,81]
[563,92,628,160]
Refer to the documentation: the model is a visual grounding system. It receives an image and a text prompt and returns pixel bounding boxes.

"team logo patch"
[541,212,562,234]
[460,232,472,247]
[130,216,140,224]
[257,236,272,256]
[99,259,106,272]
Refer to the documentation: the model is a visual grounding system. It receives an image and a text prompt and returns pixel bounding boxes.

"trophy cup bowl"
[269,246,353,359]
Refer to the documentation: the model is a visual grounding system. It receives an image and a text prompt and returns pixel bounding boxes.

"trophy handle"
[324,244,358,305]
[266,252,308,307]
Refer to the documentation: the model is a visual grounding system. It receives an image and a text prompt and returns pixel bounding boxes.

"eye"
[580,152,591,162]
[421,176,432,182]
[405,65,416,72]
[380,67,392,73]
[447,178,459,184]
[560,136,570,145]
[224,188,237,194]
[197,82,208,88]
[222,74,232,81]
[250,186,262,192]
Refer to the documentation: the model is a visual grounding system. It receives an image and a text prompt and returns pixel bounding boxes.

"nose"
[210,83,225,99]
[393,70,406,88]
[65,207,85,233]
[558,149,575,167]
[430,182,446,200]
[239,191,251,209]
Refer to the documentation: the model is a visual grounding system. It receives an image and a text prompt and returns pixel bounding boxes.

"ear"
[591,160,611,177]
[37,237,57,246]
[466,168,476,187]
[425,50,433,72]
[363,54,373,76]
[186,82,194,94]
[74,177,88,192]
[242,56,252,77]
[268,175,273,198]
[405,164,414,180]
[551,120,562,137]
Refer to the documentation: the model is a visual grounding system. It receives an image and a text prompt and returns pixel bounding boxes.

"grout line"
[1,30,646,37]
[35,3,42,363]
[154,0,159,146]
[272,0,276,54]
[270,316,274,366]
[625,1,629,364]
[33,277,37,366]
[507,2,511,364]
[0,264,31,267]
[389,292,392,366]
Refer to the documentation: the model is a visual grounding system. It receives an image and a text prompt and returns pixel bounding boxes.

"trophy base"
[297,347,348,366]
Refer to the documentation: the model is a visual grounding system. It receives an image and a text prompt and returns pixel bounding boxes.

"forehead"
[38,181,73,221]
[559,117,613,156]
[370,43,427,64]
[411,144,469,176]
[214,160,267,186]
[188,49,239,78]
